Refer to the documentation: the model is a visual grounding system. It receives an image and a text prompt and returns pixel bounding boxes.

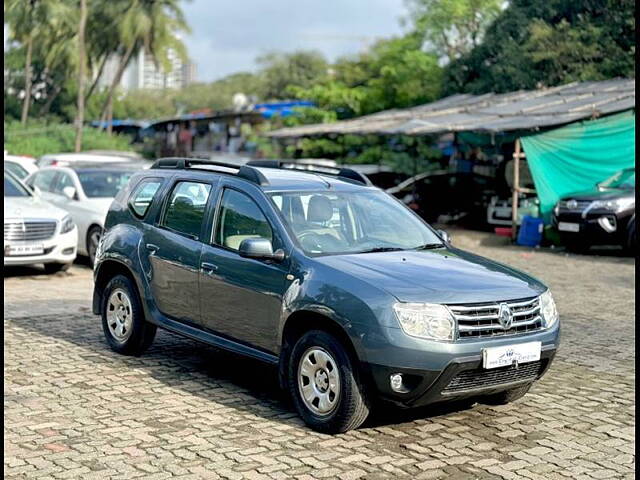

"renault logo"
[498,303,513,329]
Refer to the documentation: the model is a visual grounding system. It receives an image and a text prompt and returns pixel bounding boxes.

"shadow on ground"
[10,313,476,433]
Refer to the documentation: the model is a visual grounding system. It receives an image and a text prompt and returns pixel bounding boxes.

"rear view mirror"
[238,237,285,262]
[62,186,77,200]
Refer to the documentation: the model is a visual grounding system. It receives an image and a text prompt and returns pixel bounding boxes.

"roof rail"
[246,159,372,186]
[150,157,269,186]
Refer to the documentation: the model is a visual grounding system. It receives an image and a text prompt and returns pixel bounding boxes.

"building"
[96,48,196,92]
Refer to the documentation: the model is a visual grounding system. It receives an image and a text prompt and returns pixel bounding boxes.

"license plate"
[482,341,541,369]
[4,244,44,256]
[495,208,511,218]
[558,222,580,232]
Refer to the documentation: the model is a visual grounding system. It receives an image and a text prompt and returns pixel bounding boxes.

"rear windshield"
[77,170,134,198]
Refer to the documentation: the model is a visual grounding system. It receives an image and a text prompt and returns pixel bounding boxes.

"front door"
[199,186,288,353]
[142,179,216,324]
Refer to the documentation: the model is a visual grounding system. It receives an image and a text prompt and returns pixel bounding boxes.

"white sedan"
[25,164,141,265]
[4,171,77,273]
[4,153,39,179]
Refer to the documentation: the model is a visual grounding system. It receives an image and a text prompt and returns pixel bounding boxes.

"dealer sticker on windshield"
[482,341,541,369]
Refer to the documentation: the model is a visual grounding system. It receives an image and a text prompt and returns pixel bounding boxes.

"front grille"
[442,361,542,394]
[449,297,543,339]
[557,199,592,212]
[4,221,57,241]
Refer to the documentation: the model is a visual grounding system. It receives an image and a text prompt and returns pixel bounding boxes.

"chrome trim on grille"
[448,297,543,339]
[4,219,58,242]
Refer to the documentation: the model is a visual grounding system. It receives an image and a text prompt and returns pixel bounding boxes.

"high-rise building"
[96,48,196,92]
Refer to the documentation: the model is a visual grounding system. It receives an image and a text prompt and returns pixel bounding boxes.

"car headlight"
[592,197,635,211]
[60,215,75,234]
[393,303,455,341]
[539,290,558,329]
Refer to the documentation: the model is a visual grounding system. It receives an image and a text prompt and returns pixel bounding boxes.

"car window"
[215,189,273,251]
[162,181,212,239]
[30,170,58,192]
[129,179,162,218]
[4,172,31,197]
[52,172,75,195]
[76,170,134,198]
[4,161,28,179]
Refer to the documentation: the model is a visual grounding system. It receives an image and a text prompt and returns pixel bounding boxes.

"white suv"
[4,171,77,273]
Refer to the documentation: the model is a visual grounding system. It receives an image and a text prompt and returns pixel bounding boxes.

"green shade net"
[521,110,636,222]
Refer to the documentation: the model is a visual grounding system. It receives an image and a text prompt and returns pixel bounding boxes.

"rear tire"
[101,274,156,356]
[44,262,71,274]
[287,330,370,434]
[481,383,532,405]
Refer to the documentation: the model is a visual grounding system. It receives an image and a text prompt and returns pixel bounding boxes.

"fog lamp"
[390,373,407,393]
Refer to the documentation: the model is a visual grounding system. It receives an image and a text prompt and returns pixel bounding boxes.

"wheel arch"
[85,223,103,251]
[92,258,137,315]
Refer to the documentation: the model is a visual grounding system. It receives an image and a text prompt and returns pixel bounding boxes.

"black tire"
[86,225,102,267]
[481,383,532,405]
[101,274,156,356]
[287,330,370,434]
[44,262,71,274]
[626,219,636,253]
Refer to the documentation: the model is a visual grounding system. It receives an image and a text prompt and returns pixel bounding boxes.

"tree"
[256,51,329,100]
[405,0,503,62]
[74,0,88,152]
[443,0,636,94]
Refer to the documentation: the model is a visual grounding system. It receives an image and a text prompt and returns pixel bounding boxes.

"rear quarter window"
[128,178,163,218]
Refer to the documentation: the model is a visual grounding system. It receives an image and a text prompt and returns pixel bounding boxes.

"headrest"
[174,196,194,209]
[307,195,333,223]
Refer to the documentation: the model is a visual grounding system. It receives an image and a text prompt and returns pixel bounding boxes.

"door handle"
[201,262,218,275]
[146,243,159,254]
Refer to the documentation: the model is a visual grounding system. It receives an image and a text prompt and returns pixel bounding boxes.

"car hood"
[315,248,545,304]
[4,195,67,221]
[562,188,634,201]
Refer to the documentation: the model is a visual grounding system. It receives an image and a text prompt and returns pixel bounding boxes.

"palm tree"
[74,0,88,152]
[96,0,190,134]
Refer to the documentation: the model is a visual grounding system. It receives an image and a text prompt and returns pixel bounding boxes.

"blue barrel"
[517,215,544,247]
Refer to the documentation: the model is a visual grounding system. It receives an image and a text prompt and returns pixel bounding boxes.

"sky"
[182,0,407,83]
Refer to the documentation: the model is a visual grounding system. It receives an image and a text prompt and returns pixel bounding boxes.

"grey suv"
[93,158,560,433]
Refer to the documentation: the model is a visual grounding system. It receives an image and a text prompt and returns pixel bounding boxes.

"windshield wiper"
[414,243,445,250]
[357,247,405,254]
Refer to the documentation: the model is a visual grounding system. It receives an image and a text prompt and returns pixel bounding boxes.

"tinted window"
[129,180,162,218]
[162,181,211,239]
[215,189,272,251]
[4,161,28,179]
[31,170,58,192]
[4,173,31,197]
[76,170,134,198]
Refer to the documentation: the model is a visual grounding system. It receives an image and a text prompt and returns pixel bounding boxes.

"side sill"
[155,316,279,365]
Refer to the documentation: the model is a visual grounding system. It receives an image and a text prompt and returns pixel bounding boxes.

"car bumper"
[552,211,630,244]
[359,322,560,407]
[3,227,77,266]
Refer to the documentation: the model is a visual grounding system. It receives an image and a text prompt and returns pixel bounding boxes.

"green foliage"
[405,0,503,61]
[444,0,636,94]
[4,120,134,158]
[256,51,329,100]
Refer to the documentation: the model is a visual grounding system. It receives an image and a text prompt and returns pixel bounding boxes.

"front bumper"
[359,322,560,407]
[552,210,630,245]
[3,227,77,266]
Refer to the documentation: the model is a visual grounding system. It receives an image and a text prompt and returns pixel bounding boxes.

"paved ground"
[4,231,635,479]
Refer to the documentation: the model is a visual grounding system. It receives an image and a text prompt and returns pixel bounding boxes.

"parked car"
[36,152,140,168]
[487,194,540,227]
[92,158,560,434]
[552,167,635,252]
[4,171,77,272]
[25,163,141,265]
[4,153,39,179]
[388,170,496,225]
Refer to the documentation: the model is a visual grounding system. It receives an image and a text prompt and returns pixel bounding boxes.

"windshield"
[270,190,443,255]
[4,172,31,197]
[77,170,134,198]
[598,169,635,190]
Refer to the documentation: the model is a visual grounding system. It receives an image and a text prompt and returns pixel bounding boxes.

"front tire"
[87,225,102,267]
[287,330,370,434]
[626,218,636,253]
[101,274,156,356]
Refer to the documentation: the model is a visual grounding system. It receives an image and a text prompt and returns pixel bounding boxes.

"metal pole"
[511,138,521,241]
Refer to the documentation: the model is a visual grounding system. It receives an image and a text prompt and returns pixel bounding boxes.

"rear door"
[141,176,218,325]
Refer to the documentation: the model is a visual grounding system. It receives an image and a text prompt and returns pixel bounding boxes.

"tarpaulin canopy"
[521,110,636,222]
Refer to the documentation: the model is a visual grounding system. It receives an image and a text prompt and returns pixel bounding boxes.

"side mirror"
[31,185,42,196]
[238,237,285,262]
[437,229,451,244]
[62,186,77,200]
